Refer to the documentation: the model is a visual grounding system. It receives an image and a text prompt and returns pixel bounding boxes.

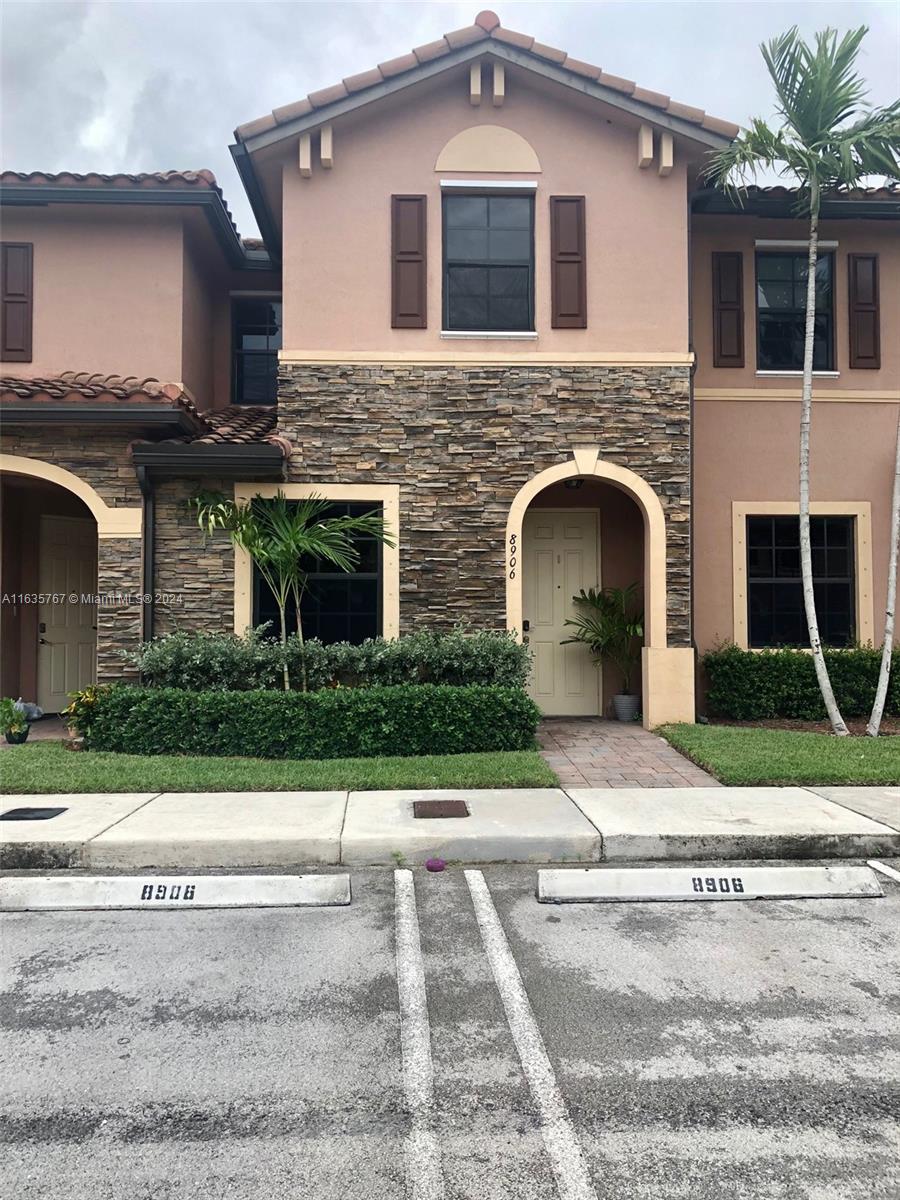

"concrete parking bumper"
[339,788,602,865]
[87,791,347,868]
[566,787,900,860]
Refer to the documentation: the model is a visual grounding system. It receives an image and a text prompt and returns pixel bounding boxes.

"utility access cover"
[538,865,884,904]
[0,873,351,912]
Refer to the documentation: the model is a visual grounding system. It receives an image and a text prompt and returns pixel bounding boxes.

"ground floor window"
[746,514,855,647]
[252,501,383,644]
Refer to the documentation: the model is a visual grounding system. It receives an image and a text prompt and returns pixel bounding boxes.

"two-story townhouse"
[2,10,897,726]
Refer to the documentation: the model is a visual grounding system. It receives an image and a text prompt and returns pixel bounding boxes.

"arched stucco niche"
[435,125,541,173]
[505,448,695,728]
[0,454,141,538]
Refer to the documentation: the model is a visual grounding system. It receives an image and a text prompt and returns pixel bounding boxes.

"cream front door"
[37,515,97,711]
[522,509,600,716]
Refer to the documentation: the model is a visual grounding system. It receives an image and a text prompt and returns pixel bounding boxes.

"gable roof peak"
[233,12,740,146]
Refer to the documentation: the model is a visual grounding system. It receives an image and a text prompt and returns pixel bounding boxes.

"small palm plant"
[194,491,394,691]
[707,25,900,736]
[562,584,644,717]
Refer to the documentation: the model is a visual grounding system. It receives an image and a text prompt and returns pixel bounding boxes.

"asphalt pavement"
[2,861,899,1199]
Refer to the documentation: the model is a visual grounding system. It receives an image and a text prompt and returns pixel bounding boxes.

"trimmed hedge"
[703,644,900,720]
[68,684,541,760]
[127,627,531,692]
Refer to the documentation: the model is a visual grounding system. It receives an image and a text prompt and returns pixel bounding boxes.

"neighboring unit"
[1,11,897,725]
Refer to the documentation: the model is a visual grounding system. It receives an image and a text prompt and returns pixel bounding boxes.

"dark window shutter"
[1,242,33,362]
[711,251,743,367]
[391,195,426,328]
[848,253,880,369]
[550,196,586,328]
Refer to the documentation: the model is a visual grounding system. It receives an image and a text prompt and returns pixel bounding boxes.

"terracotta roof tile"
[234,13,740,144]
[561,56,601,81]
[0,373,286,451]
[0,169,244,240]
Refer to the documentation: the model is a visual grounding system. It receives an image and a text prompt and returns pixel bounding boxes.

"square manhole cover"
[0,807,68,821]
[413,800,470,819]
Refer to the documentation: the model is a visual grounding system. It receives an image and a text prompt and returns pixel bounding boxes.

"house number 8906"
[508,533,517,579]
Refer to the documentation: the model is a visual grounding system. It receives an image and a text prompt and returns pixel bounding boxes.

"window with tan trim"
[731,501,874,651]
[232,483,400,641]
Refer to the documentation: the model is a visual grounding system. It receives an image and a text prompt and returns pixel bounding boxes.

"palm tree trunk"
[799,191,848,736]
[867,406,900,736]
[277,601,291,693]
[291,582,309,693]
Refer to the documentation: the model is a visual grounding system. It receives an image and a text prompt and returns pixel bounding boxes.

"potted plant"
[562,584,644,721]
[1,698,31,744]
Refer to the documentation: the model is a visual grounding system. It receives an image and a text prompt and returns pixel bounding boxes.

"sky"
[2,0,898,236]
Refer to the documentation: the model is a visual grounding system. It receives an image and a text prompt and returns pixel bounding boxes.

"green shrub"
[68,684,541,760]
[702,644,900,720]
[127,627,531,692]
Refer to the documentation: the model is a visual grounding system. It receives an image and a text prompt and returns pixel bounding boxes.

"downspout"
[136,464,155,644]
[687,186,698,703]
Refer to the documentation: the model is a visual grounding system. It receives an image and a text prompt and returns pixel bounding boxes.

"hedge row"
[703,645,900,720]
[68,684,541,760]
[127,627,531,692]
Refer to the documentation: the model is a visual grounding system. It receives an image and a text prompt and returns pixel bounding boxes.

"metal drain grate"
[0,807,68,822]
[413,800,470,819]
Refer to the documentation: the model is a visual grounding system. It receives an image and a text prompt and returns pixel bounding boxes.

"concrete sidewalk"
[2,786,899,870]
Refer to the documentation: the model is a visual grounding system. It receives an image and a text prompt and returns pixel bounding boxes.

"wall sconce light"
[564,477,585,490]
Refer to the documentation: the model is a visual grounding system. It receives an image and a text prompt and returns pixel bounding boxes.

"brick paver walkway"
[538,717,718,787]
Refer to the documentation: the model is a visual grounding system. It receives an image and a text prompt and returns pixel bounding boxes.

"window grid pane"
[756,252,833,371]
[253,502,382,646]
[232,299,282,405]
[746,515,855,648]
[443,195,534,332]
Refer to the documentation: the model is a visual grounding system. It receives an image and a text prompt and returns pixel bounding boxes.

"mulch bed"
[708,717,899,737]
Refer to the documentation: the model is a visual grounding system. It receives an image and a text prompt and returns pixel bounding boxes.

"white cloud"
[2,0,897,235]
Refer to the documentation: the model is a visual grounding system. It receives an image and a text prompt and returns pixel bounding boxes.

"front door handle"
[523,619,530,632]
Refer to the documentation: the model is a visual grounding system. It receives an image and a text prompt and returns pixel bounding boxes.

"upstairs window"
[232,297,282,405]
[443,194,534,332]
[756,252,834,372]
[747,515,855,648]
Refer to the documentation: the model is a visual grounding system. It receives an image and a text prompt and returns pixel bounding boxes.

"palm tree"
[867,411,900,736]
[707,25,900,736]
[195,491,394,691]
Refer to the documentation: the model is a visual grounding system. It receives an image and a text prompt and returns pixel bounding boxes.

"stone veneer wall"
[153,478,234,636]
[278,363,692,643]
[1,429,144,682]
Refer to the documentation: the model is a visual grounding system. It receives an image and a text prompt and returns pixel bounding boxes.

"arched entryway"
[0,454,142,711]
[506,449,694,729]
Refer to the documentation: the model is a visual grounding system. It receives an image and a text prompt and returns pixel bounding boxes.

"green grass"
[0,743,558,795]
[661,723,900,786]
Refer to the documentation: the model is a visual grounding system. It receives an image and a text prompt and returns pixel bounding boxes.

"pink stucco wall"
[692,215,900,392]
[1,206,186,384]
[278,69,691,355]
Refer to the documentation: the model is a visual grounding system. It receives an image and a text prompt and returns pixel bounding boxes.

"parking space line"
[394,869,445,1200]
[868,859,900,884]
[464,870,598,1200]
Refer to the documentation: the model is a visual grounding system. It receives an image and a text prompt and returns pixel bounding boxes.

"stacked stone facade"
[277,362,692,644]
[153,478,234,636]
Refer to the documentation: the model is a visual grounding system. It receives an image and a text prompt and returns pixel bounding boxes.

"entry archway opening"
[1,473,99,711]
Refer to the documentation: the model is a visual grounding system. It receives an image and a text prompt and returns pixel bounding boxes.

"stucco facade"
[1,11,897,725]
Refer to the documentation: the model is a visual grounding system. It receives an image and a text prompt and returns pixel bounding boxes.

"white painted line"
[0,873,351,912]
[393,869,445,1200]
[465,870,597,1200]
[538,865,883,904]
[867,859,900,885]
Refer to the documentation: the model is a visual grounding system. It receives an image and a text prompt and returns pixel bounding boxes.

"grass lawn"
[661,723,900,786]
[0,743,558,795]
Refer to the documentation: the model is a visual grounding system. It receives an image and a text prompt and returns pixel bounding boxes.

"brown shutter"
[391,195,426,328]
[1,242,33,362]
[711,251,743,367]
[848,253,880,369]
[550,196,586,328]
